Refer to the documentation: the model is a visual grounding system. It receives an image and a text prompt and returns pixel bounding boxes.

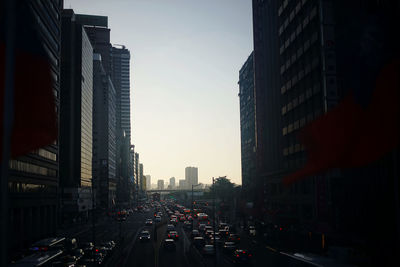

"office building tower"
[251,0,400,263]
[185,167,198,188]
[139,164,145,191]
[157,180,164,190]
[75,14,111,75]
[238,52,256,197]
[145,175,151,190]
[7,0,62,252]
[179,179,186,190]
[112,45,131,144]
[60,9,93,222]
[92,53,117,209]
[169,177,176,189]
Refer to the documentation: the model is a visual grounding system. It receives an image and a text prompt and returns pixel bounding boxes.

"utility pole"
[212,177,217,266]
[92,182,96,249]
[191,183,200,231]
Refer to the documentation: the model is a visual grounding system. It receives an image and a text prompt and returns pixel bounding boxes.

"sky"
[64,0,254,185]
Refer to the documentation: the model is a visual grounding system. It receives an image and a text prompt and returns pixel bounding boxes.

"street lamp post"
[212,177,217,266]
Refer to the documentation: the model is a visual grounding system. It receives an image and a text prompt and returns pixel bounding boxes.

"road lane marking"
[266,246,277,252]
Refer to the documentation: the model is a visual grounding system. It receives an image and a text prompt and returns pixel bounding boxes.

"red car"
[167,231,179,240]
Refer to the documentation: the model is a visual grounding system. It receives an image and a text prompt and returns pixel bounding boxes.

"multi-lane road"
[59,204,315,267]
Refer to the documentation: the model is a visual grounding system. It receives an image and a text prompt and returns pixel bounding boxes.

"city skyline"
[64,0,253,185]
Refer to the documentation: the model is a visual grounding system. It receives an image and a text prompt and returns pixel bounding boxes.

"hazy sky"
[64,0,253,185]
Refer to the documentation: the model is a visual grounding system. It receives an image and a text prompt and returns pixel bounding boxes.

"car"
[223,241,236,253]
[179,215,186,222]
[199,224,206,232]
[232,249,253,264]
[139,230,151,242]
[207,228,215,235]
[219,222,228,229]
[202,244,215,256]
[52,255,77,266]
[163,239,176,251]
[81,242,94,252]
[193,237,206,249]
[228,234,241,243]
[249,225,256,236]
[209,234,222,245]
[183,221,192,229]
[71,248,84,260]
[167,231,179,240]
[145,219,153,226]
[167,224,175,232]
[100,242,114,252]
[191,229,200,238]
[155,216,162,222]
[205,225,213,232]
[219,228,229,237]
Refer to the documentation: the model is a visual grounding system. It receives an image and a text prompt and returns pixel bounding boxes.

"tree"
[210,176,235,202]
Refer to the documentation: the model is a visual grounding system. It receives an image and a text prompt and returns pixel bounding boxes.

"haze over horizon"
[64,0,253,185]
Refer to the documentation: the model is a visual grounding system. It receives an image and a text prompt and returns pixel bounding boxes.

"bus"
[10,249,63,267]
[29,237,67,252]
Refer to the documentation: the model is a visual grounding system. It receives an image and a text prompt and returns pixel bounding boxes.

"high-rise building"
[60,9,93,221]
[157,180,164,190]
[179,179,186,190]
[139,164,145,191]
[92,53,117,209]
[112,45,131,144]
[169,177,176,189]
[145,175,151,190]
[134,152,139,190]
[7,0,62,252]
[238,52,256,197]
[185,167,198,188]
[251,0,400,263]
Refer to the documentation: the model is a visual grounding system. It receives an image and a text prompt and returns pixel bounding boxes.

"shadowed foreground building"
[238,52,256,198]
[92,53,117,210]
[251,0,400,264]
[60,9,93,223]
[7,0,62,253]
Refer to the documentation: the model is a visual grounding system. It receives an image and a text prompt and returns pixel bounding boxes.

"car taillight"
[168,235,171,237]
[236,254,240,258]
[176,235,179,237]
[238,238,240,240]
[95,249,99,252]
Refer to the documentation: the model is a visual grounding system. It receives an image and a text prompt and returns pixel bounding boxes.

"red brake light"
[40,247,48,251]
[236,254,240,258]
[168,235,171,237]
[95,249,99,252]
[279,227,283,231]
[176,235,179,237]
[243,251,245,254]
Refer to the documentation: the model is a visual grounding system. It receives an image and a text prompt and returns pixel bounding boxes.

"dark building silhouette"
[7,0,62,253]
[238,52,256,197]
[93,53,117,210]
[112,45,133,205]
[60,9,94,223]
[251,0,400,264]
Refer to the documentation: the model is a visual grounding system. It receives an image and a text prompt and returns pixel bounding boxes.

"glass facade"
[80,29,93,188]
